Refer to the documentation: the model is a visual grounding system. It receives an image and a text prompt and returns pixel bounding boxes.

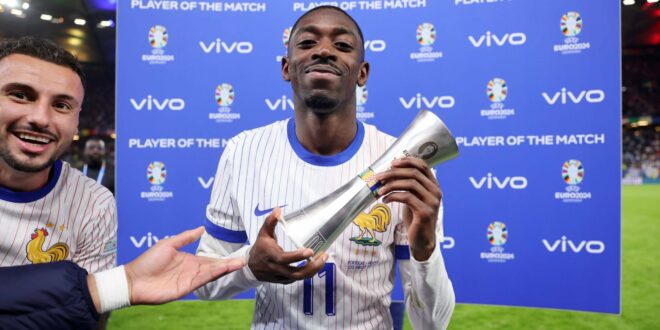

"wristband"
[94,265,131,313]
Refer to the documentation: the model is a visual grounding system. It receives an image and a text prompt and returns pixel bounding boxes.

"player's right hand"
[248,208,328,284]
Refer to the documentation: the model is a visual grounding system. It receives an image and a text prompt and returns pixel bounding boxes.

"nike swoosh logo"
[254,204,287,217]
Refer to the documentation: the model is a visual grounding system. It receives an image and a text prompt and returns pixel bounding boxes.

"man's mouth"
[305,64,341,76]
[13,132,55,148]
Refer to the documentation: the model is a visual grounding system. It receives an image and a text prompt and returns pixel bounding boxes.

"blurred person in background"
[79,137,115,194]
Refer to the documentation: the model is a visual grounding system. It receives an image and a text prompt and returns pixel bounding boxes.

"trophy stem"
[279,176,376,255]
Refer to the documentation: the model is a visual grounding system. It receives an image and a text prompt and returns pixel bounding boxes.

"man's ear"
[357,61,370,87]
[281,56,291,82]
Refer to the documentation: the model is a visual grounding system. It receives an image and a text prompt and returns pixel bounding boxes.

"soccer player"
[196,6,455,329]
[0,37,117,273]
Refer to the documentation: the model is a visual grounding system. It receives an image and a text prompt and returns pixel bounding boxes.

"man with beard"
[79,137,115,194]
[196,6,454,329]
[0,37,116,277]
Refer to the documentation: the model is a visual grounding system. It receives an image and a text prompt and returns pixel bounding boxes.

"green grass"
[109,185,660,329]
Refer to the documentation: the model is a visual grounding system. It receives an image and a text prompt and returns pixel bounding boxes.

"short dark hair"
[0,36,86,86]
[84,137,106,149]
[288,6,365,59]
[85,137,105,144]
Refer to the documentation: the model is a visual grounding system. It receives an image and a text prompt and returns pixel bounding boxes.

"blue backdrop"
[117,0,621,314]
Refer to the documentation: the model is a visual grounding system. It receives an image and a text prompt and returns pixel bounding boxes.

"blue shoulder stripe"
[395,245,410,260]
[204,219,248,243]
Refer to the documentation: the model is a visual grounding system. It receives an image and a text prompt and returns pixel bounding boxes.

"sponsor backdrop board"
[117,1,621,313]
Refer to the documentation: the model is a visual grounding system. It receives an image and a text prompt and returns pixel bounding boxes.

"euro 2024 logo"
[555,159,592,202]
[561,12,582,37]
[355,85,375,122]
[142,25,175,64]
[480,221,515,263]
[417,23,436,46]
[554,11,590,55]
[141,161,173,202]
[282,26,291,48]
[410,23,443,63]
[210,83,240,123]
[147,161,167,186]
[481,78,515,120]
[149,25,168,49]
[276,26,292,62]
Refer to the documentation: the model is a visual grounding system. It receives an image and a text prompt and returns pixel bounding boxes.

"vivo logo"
[198,177,214,189]
[468,31,527,47]
[542,88,605,105]
[399,93,455,109]
[199,39,254,54]
[265,96,294,111]
[542,236,605,254]
[130,95,185,111]
[130,232,171,248]
[364,40,386,52]
[469,173,528,190]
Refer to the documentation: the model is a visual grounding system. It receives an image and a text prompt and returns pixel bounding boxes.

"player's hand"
[124,227,245,305]
[376,157,442,261]
[248,208,328,284]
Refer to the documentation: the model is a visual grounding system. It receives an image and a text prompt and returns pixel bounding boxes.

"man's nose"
[26,101,51,129]
[312,39,337,61]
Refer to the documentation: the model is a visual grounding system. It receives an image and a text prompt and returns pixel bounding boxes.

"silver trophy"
[278,109,459,257]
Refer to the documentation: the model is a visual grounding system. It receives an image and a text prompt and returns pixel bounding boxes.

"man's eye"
[335,42,353,50]
[8,91,28,100]
[54,102,73,111]
[298,40,316,48]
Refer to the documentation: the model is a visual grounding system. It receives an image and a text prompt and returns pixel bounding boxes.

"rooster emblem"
[350,203,391,246]
[25,228,69,264]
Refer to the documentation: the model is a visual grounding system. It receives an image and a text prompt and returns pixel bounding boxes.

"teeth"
[18,133,50,144]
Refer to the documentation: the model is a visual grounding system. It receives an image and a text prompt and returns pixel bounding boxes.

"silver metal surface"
[278,110,459,256]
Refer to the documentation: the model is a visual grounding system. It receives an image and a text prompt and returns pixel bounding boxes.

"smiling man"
[196,6,454,329]
[0,37,117,275]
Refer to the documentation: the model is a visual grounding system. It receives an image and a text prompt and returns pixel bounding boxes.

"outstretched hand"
[125,226,246,305]
[248,208,328,284]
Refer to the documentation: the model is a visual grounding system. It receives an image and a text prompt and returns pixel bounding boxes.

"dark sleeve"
[0,261,100,330]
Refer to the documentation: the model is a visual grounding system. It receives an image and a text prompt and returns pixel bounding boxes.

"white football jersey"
[0,160,117,273]
[198,119,453,329]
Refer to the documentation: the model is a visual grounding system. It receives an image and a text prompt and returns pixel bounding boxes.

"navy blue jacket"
[0,261,99,329]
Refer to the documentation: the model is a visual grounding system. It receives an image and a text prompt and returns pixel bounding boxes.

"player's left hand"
[375,157,441,261]
[124,226,246,305]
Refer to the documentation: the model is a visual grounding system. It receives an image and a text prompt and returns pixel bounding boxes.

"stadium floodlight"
[98,19,114,28]
[623,0,635,5]
[74,18,86,26]
[21,2,28,10]
[10,8,23,17]
[40,14,52,21]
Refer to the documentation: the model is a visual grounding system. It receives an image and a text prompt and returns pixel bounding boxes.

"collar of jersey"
[0,160,62,203]
[287,118,364,167]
